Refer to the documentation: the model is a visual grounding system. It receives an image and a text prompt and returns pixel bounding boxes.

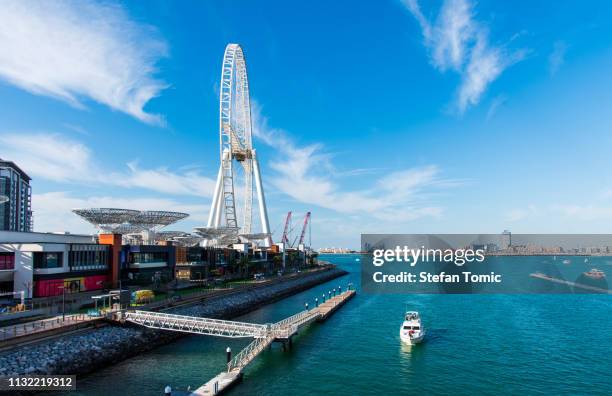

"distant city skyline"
[1,1,612,248]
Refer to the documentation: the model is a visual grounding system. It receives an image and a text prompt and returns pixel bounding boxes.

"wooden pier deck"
[191,289,355,395]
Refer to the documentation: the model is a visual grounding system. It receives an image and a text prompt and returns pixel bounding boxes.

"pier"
[120,288,355,395]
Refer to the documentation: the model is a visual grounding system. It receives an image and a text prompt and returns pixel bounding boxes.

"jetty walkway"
[119,288,356,395]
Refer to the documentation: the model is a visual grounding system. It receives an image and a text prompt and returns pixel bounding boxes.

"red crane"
[281,211,292,244]
[297,212,311,246]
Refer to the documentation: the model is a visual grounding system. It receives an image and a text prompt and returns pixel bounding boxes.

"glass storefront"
[33,252,63,269]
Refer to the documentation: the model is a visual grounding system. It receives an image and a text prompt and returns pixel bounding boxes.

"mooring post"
[226,346,232,363]
[339,286,342,293]
[333,288,336,296]
[328,291,331,299]
[315,297,318,307]
[322,293,325,303]
[305,302,309,311]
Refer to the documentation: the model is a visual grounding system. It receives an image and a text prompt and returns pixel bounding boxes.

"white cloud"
[549,40,567,76]
[0,132,216,197]
[601,189,612,200]
[118,162,216,197]
[252,104,456,221]
[486,94,507,120]
[0,133,94,182]
[402,0,525,113]
[0,0,168,124]
[551,204,612,221]
[505,205,538,222]
[507,201,612,222]
[33,191,208,234]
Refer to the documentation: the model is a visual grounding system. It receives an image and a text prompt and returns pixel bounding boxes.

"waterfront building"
[0,158,32,232]
[0,227,312,305]
[501,230,512,250]
[318,247,355,254]
[0,231,178,297]
[120,244,176,286]
[0,230,103,297]
[174,246,230,281]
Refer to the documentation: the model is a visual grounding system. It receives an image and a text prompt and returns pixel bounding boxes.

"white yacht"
[400,311,425,345]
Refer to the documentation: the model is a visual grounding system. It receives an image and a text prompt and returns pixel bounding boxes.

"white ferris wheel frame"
[207,44,271,246]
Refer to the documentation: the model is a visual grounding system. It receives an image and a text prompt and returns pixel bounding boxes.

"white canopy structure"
[204,44,271,247]
[72,208,189,234]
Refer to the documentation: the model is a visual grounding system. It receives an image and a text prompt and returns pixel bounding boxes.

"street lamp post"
[57,285,66,321]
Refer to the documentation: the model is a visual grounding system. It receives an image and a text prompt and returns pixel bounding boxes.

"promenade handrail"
[272,310,311,329]
[0,313,91,341]
[227,336,274,372]
[124,310,268,338]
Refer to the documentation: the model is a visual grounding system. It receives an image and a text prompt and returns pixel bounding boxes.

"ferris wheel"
[204,44,271,246]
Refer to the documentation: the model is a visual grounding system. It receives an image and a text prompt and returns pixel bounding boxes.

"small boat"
[584,258,589,263]
[562,259,571,264]
[584,268,606,279]
[400,311,425,345]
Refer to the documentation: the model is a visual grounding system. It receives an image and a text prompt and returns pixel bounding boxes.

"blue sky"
[1,0,612,248]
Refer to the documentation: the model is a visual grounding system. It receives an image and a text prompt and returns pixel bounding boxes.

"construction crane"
[297,212,311,247]
[281,211,292,245]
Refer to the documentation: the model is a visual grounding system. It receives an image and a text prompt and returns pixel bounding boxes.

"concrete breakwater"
[0,268,347,378]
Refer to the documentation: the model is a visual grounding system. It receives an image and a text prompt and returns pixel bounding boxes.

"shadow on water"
[419,328,448,344]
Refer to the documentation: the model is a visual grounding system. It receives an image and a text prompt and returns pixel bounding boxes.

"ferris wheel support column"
[252,150,271,247]
[207,165,224,228]
[213,181,223,228]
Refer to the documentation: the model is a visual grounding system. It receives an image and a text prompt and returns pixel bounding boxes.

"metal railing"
[124,310,268,338]
[271,309,319,336]
[0,313,92,341]
[227,336,274,372]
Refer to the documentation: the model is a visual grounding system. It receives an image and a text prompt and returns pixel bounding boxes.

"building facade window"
[33,252,63,269]
[0,160,32,232]
[130,252,168,266]
[68,245,110,271]
[187,248,205,264]
[0,252,15,270]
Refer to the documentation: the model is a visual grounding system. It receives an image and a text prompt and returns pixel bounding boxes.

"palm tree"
[238,255,250,278]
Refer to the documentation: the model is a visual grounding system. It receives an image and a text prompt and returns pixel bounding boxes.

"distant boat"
[584,268,605,279]
[553,256,557,261]
[400,311,425,345]
[584,258,589,263]
[562,259,571,264]
[355,258,360,262]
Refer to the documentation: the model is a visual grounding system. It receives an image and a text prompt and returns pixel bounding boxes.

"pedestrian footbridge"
[119,288,356,395]
[123,311,270,338]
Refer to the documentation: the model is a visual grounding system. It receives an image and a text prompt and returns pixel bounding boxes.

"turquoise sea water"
[62,255,611,395]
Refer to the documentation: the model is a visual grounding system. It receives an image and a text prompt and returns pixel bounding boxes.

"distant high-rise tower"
[0,159,32,232]
[501,230,512,250]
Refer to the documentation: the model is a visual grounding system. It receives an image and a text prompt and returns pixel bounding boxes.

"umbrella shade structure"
[72,208,189,233]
